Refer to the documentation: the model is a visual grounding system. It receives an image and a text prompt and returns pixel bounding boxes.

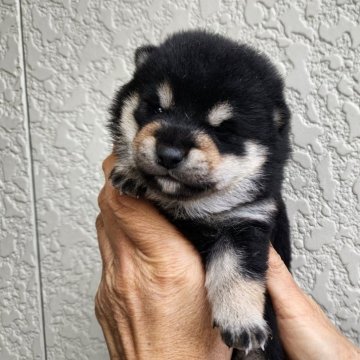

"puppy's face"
[109,32,289,203]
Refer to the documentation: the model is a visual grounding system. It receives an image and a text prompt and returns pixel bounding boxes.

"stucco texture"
[0,0,359,358]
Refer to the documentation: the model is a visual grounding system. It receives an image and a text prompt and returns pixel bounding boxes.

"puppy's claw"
[218,321,269,353]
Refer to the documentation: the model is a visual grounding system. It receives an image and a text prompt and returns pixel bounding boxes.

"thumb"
[267,247,310,319]
[100,154,196,259]
[111,195,190,253]
[104,186,197,261]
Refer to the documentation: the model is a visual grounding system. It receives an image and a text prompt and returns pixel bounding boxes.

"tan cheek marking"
[196,133,222,170]
[133,121,161,151]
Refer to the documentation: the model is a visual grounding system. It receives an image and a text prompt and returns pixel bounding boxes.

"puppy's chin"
[142,173,214,200]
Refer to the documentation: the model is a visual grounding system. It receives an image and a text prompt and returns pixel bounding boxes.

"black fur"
[108,30,291,360]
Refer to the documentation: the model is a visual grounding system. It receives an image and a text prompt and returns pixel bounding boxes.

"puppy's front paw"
[215,318,269,353]
[110,169,147,198]
[206,247,269,353]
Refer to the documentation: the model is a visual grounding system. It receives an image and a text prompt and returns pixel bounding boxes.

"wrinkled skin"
[95,154,360,360]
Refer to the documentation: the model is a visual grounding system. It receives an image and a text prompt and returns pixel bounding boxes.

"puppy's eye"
[144,100,164,115]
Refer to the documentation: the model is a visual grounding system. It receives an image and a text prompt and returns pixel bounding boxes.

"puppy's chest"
[170,216,220,254]
[160,210,244,261]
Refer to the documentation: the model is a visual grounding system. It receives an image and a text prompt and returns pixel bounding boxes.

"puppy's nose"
[156,144,185,169]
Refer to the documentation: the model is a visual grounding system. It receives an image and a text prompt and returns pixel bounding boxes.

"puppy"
[108,30,291,360]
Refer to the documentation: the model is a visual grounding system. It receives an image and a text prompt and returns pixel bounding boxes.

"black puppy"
[108,30,291,360]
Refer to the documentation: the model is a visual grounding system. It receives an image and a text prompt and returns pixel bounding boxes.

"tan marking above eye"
[157,82,174,109]
[208,102,233,126]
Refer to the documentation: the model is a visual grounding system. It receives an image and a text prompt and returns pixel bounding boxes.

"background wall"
[1,0,359,358]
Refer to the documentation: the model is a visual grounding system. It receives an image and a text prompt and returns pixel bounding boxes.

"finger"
[267,246,310,319]
[96,213,115,266]
[97,317,123,360]
[99,154,194,258]
[98,153,124,214]
[97,177,123,214]
[106,195,194,257]
[100,153,172,238]
[102,153,117,181]
[97,208,136,266]
[95,298,123,359]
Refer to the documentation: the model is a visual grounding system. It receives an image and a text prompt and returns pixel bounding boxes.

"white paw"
[215,317,269,353]
[206,247,269,353]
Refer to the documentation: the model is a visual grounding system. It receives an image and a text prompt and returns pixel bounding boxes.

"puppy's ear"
[134,45,157,68]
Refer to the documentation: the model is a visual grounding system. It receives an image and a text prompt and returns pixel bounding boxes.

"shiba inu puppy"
[108,30,291,360]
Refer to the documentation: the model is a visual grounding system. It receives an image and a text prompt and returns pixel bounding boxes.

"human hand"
[267,247,360,360]
[95,154,231,360]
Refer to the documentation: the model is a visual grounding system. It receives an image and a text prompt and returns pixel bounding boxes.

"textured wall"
[1,0,359,358]
[0,0,45,359]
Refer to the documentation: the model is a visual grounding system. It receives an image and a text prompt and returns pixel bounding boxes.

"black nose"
[156,144,185,169]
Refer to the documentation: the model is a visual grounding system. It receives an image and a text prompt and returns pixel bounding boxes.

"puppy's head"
[109,31,290,204]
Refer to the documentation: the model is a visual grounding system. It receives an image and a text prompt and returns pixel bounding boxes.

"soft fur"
[108,30,291,360]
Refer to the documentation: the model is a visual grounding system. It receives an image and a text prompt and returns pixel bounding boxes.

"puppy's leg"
[206,226,270,354]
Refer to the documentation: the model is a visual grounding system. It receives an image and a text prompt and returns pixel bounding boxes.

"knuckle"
[94,300,106,322]
[97,187,108,211]
[102,154,116,178]
[103,262,135,298]
[95,274,130,320]
[95,214,104,230]
[151,263,193,290]
[108,194,130,220]
[94,304,103,322]
[104,270,121,295]
[95,283,110,312]
[94,289,104,313]
[94,291,101,310]
[102,156,111,174]
[97,184,126,216]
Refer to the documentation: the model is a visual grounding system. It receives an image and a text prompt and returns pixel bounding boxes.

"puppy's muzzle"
[156,144,186,169]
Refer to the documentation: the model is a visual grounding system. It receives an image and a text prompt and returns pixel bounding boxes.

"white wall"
[1,0,359,358]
